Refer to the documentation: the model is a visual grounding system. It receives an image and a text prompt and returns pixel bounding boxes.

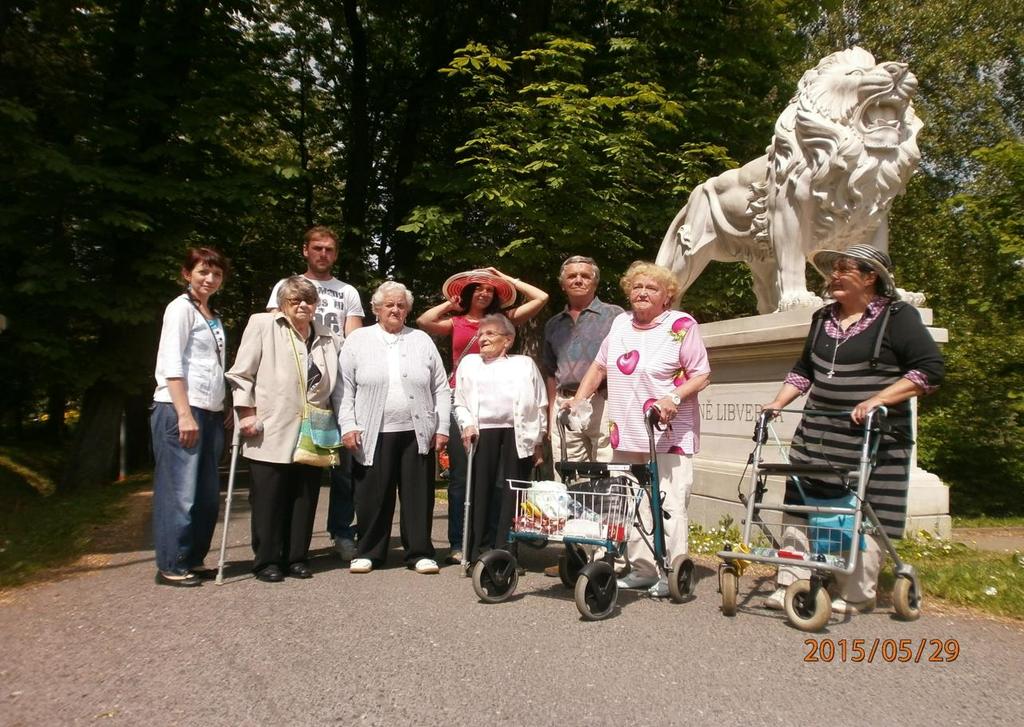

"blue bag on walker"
[804,492,866,554]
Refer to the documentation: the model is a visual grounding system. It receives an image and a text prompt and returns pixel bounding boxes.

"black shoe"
[288,562,313,579]
[155,571,202,588]
[255,565,284,583]
[190,567,217,580]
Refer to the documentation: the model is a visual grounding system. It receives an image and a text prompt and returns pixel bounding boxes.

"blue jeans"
[150,402,224,573]
[326,450,356,540]
[447,411,467,549]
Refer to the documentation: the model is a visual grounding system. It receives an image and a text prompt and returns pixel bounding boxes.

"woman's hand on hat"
[483,266,519,286]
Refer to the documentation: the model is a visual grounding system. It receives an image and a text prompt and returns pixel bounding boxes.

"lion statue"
[656,47,923,314]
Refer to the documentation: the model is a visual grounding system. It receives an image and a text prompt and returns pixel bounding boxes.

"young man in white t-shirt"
[267,226,365,559]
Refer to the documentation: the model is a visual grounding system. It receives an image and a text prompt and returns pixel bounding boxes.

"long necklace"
[826,309,864,378]
[826,335,845,378]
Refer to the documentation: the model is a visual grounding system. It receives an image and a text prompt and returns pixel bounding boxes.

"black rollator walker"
[468,406,696,620]
[717,406,922,631]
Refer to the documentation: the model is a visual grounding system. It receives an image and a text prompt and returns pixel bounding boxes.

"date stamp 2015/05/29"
[804,638,960,663]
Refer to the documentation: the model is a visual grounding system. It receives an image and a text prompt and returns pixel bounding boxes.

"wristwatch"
[669,392,682,406]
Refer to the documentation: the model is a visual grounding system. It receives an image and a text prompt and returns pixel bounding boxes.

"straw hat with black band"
[812,244,898,299]
[441,269,518,309]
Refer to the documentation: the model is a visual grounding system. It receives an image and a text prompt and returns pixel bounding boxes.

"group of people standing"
[149,226,942,617]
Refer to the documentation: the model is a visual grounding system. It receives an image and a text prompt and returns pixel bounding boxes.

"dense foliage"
[1,0,1021,514]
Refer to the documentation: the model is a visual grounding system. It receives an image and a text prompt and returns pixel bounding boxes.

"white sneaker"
[762,587,785,611]
[616,571,659,590]
[647,577,669,598]
[349,558,373,574]
[831,597,876,614]
[414,558,439,574]
[333,537,358,561]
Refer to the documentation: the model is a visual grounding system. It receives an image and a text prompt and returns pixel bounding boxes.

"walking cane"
[460,437,475,574]
[216,412,242,585]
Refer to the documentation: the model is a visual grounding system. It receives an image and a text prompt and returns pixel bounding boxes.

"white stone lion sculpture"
[656,47,923,313]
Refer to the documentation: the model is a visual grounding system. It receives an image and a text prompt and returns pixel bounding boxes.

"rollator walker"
[717,406,922,632]
[469,406,697,620]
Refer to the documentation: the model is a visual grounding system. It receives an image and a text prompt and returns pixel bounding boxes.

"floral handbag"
[289,329,341,468]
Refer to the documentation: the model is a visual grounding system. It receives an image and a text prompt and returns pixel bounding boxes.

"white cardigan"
[338,325,451,467]
[454,354,547,458]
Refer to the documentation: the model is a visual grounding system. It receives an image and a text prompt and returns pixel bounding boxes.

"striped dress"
[784,302,944,538]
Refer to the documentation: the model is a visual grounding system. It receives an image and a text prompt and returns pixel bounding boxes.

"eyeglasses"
[829,262,863,276]
[285,297,315,306]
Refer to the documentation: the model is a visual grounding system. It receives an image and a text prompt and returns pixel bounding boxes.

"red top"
[449,315,481,386]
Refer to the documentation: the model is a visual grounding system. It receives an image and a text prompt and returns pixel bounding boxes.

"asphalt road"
[2,486,1022,726]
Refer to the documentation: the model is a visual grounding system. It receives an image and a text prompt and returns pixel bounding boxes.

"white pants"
[614,451,692,579]
[550,392,613,478]
[775,518,884,602]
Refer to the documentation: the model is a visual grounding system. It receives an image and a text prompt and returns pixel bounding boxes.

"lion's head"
[754,47,923,248]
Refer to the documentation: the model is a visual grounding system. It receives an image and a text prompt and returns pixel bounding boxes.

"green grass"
[890,532,1024,618]
[0,445,149,589]
[691,517,1024,620]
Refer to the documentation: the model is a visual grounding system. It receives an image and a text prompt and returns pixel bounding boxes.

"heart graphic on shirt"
[673,368,687,387]
[616,350,639,375]
[668,445,684,455]
[642,398,658,413]
[609,421,620,449]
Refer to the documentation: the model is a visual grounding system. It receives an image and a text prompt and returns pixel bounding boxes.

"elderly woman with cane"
[340,282,451,575]
[417,267,548,563]
[761,244,943,615]
[453,313,547,564]
[564,261,711,598]
[227,275,343,583]
[151,247,231,587]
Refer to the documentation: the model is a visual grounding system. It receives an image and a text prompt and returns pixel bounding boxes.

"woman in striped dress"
[762,244,944,615]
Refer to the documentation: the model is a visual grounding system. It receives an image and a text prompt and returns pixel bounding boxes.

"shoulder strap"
[286,324,310,413]
[869,302,900,369]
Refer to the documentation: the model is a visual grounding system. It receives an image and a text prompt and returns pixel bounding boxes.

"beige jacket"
[226,312,343,464]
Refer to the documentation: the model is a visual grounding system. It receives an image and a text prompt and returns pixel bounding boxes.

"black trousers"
[247,459,321,572]
[468,427,532,562]
[353,430,435,566]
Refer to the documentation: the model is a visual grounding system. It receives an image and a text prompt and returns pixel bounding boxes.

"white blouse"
[153,294,226,412]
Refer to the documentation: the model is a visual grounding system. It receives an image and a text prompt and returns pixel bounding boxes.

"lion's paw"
[896,288,927,307]
[776,291,824,311]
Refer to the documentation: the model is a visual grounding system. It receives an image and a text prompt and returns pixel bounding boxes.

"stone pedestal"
[693,307,951,538]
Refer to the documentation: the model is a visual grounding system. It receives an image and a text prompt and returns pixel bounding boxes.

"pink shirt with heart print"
[596,310,710,454]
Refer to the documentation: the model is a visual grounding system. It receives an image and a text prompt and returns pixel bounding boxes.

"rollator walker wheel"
[719,566,739,617]
[558,544,587,588]
[668,555,697,603]
[892,574,922,621]
[574,561,618,621]
[784,580,831,632]
[471,550,519,604]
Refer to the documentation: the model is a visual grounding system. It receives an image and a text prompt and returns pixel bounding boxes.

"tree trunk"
[124,393,152,472]
[61,385,124,490]
[340,0,371,277]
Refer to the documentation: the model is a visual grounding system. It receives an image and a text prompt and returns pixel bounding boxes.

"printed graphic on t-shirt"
[267,277,364,337]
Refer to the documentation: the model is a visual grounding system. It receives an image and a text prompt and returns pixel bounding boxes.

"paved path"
[953,527,1024,554]
[2,487,1023,726]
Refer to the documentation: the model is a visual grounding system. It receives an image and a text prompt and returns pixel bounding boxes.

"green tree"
[0,1,284,486]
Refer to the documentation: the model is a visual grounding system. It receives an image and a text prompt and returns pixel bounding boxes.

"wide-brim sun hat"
[812,244,898,298]
[441,269,517,309]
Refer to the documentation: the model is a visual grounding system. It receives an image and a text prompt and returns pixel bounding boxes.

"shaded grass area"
[0,444,149,589]
[692,518,1024,620]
